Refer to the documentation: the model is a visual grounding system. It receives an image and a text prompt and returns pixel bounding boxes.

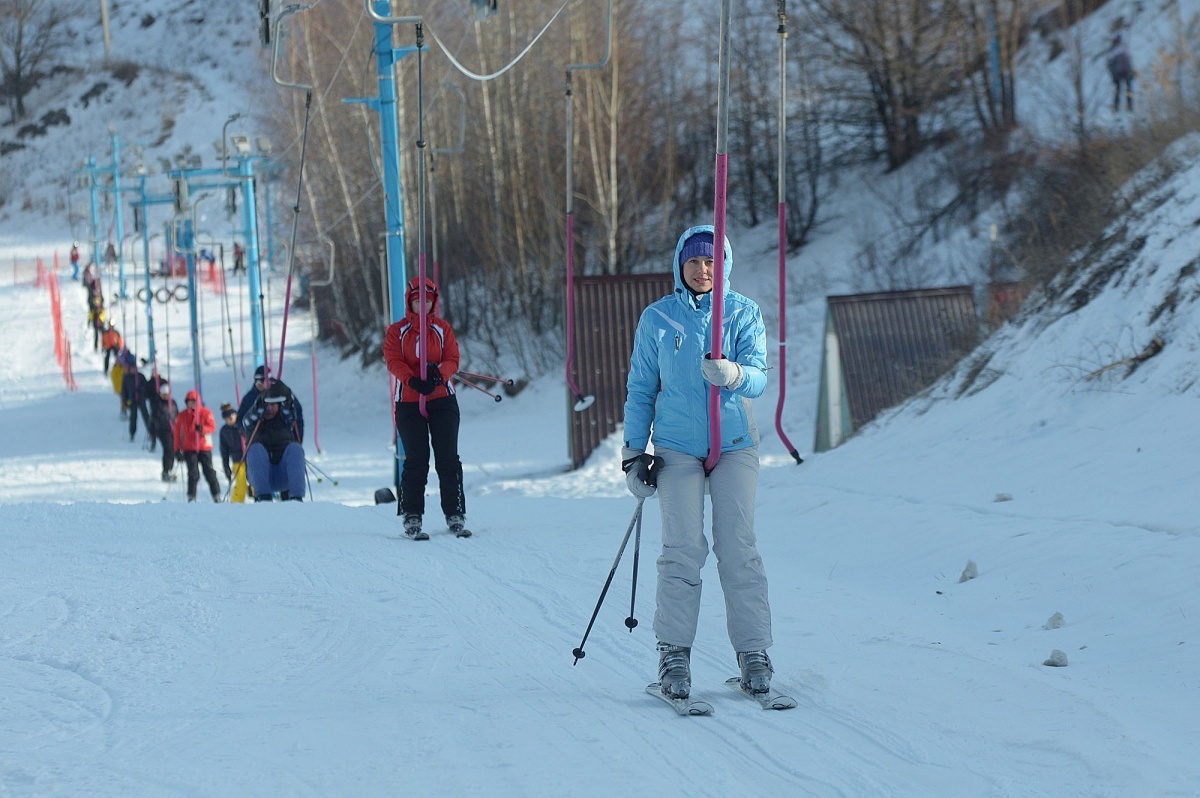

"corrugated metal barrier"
[567,273,675,469]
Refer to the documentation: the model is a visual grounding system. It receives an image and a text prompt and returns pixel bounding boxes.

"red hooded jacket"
[174,390,217,452]
[383,277,460,403]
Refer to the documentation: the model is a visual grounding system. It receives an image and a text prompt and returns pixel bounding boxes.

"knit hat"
[253,364,270,380]
[185,389,200,403]
[220,402,235,417]
[679,231,715,266]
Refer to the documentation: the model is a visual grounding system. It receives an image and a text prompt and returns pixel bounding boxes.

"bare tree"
[802,0,961,169]
[0,0,79,122]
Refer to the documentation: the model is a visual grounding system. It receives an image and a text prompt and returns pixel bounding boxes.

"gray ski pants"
[652,446,773,653]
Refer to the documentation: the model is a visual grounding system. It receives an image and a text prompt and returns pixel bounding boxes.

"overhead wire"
[424,0,571,82]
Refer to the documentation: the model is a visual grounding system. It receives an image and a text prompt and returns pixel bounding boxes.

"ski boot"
[657,642,692,699]
[403,514,428,541]
[446,514,471,538]
[737,650,773,694]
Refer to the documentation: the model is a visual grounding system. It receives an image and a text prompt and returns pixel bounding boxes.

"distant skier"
[69,242,81,280]
[146,379,178,481]
[88,295,106,352]
[232,243,246,274]
[101,323,123,375]
[218,403,248,503]
[174,390,222,503]
[1107,17,1135,112]
[121,354,152,439]
[623,225,777,702]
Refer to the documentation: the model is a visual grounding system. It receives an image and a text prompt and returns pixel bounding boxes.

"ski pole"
[305,459,339,485]
[458,370,515,387]
[626,502,642,632]
[573,498,644,665]
[453,374,502,403]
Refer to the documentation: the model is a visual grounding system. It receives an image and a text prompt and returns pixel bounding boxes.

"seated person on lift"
[240,381,306,502]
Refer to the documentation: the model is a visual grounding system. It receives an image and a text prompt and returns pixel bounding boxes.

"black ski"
[645,683,713,716]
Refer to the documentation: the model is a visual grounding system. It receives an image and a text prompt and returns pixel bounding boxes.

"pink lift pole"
[703,0,734,474]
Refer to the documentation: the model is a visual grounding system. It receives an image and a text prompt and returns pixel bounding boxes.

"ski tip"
[645,683,714,715]
[725,676,798,710]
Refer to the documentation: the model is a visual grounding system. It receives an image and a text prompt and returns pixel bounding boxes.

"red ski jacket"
[383,277,460,404]
[174,402,216,453]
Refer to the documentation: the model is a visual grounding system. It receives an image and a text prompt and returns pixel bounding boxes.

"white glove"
[700,356,744,389]
[622,446,660,499]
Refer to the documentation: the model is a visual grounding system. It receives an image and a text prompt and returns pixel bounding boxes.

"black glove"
[408,363,443,395]
[175,450,184,460]
[621,448,665,499]
[224,467,233,481]
[408,374,437,395]
[195,424,203,433]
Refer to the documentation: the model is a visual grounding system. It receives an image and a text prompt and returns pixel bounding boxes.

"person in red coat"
[383,277,467,539]
[174,389,222,502]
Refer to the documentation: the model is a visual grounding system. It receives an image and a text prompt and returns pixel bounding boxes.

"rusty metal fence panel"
[828,286,978,431]
[568,273,675,469]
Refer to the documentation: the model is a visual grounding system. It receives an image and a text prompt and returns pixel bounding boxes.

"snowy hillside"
[0,0,266,245]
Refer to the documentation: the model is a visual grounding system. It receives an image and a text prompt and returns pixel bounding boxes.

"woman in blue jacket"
[623,225,775,701]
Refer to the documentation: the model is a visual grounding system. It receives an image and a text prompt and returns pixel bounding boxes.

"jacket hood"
[185,389,200,403]
[673,224,733,310]
[405,277,440,316]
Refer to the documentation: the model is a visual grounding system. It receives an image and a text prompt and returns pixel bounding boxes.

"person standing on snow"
[146,379,178,481]
[101,323,123,375]
[121,354,152,438]
[218,402,248,503]
[1106,15,1136,112]
[70,242,81,280]
[240,381,306,502]
[174,390,222,503]
[622,225,777,701]
[383,276,468,540]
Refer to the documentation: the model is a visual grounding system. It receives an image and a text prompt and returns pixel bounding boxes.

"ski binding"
[645,683,713,716]
[725,676,797,710]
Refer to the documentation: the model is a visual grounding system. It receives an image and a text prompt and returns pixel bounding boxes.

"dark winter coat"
[219,424,244,474]
[237,377,304,443]
[240,385,301,464]
[146,388,178,441]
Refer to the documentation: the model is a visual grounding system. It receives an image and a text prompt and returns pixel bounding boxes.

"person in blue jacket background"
[622,224,776,701]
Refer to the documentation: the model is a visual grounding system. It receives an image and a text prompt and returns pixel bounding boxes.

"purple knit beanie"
[679,231,715,266]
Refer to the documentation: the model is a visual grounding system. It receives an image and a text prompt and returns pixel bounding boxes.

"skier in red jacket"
[383,277,468,539]
[174,389,222,502]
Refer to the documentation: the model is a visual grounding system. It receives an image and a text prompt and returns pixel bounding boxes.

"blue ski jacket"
[623,225,767,459]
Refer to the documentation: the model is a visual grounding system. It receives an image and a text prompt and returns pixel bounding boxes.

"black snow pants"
[395,395,465,520]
